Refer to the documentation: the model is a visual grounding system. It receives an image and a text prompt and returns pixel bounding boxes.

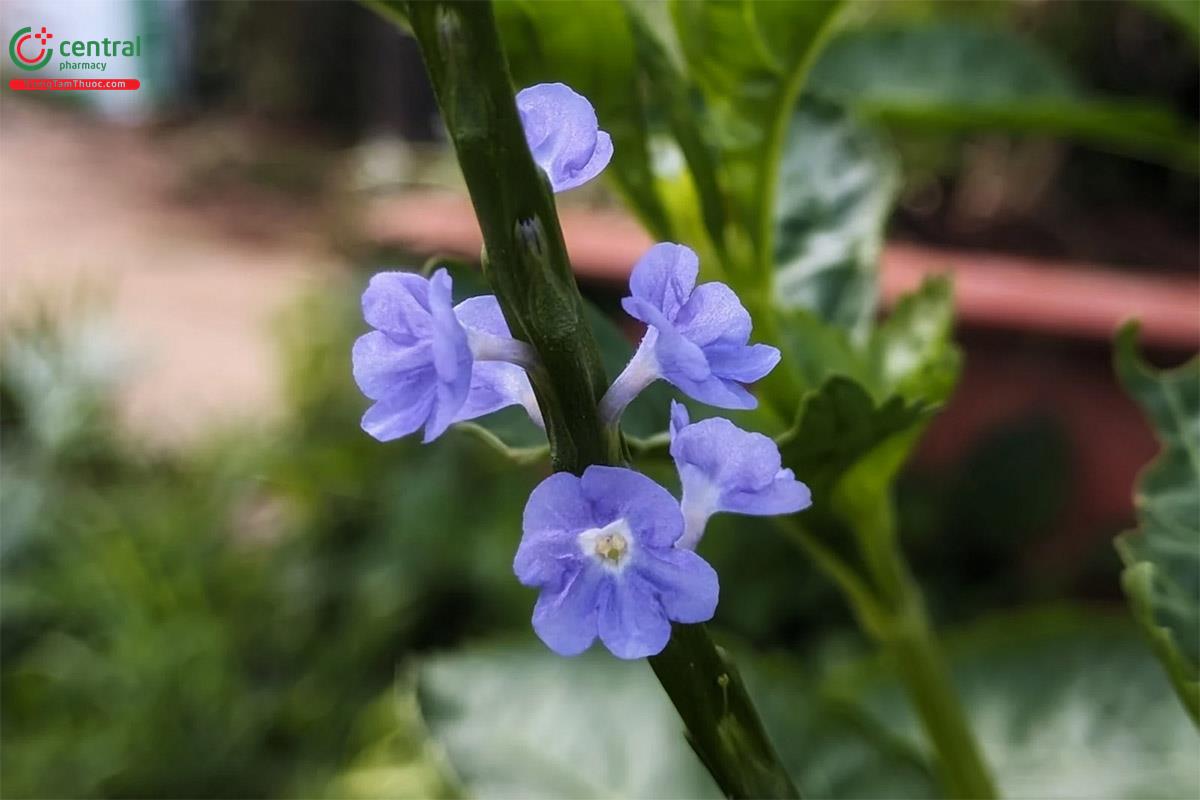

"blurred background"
[1,1,1197,798]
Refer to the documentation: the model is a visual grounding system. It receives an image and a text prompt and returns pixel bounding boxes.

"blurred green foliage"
[806,19,1198,169]
[0,290,532,798]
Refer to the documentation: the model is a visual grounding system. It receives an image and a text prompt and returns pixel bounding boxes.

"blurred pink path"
[0,103,339,443]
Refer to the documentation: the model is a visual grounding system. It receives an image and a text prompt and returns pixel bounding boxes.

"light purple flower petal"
[723,468,812,516]
[669,400,690,439]
[452,362,528,421]
[634,548,718,624]
[597,578,672,660]
[523,471,595,537]
[704,343,781,384]
[351,332,434,401]
[669,414,812,548]
[673,282,751,346]
[362,272,432,342]
[421,270,472,442]
[352,327,447,443]
[453,295,510,337]
[516,472,594,588]
[628,243,698,321]
[517,83,613,193]
[580,465,684,549]
[673,417,782,490]
[652,325,712,384]
[620,295,670,332]
[664,366,758,411]
[532,566,604,656]
[451,295,538,424]
[586,130,614,185]
[361,393,434,442]
[352,269,545,443]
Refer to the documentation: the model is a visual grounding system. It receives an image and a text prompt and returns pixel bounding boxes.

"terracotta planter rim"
[365,190,1200,350]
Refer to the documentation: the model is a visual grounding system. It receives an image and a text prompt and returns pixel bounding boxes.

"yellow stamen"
[593,532,628,563]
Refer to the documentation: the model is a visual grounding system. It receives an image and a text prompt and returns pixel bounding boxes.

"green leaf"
[1113,323,1200,722]
[670,0,843,265]
[868,276,959,406]
[808,20,1200,169]
[775,276,958,411]
[495,0,672,237]
[414,619,1198,800]
[773,372,951,633]
[417,641,722,798]
[848,610,1200,798]
[625,7,729,256]
[774,307,871,396]
[324,687,457,799]
[772,273,960,410]
[770,281,960,623]
[746,659,939,800]
[812,20,1078,107]
[416,639,942,799]
[779,377,928,507]
[772,98,901,334]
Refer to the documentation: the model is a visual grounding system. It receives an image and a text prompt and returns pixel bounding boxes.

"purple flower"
[600,243,780,424]
[517,83,613,193]
[452,295,543,428]
[515,466,719,659]
[352,269,540,444]
[669,402,811,550]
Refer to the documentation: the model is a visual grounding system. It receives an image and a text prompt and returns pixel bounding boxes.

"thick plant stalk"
[651,623,800,799]
[389,2,799,796]
[375,0,618,473]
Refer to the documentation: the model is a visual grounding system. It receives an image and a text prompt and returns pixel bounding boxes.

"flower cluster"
[352,269,542,443]
[350,83,810,660]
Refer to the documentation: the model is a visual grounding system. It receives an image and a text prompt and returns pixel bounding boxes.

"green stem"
[403,0,619,472]
[773,518,889,640]
[881,572,998,800]
[786,520,998,798]
[392,2,799,796]
[651,624,800,800]
[772,448,999,798]
[801,427,999,798]
[754,6,844,279]
[852,504,997,799]
[780,512,995,798]
[860,496,996,796]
